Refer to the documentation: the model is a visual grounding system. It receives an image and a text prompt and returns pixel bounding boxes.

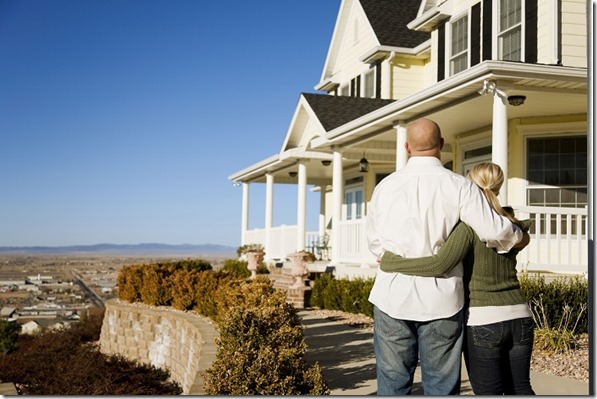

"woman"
[380,162,535,395]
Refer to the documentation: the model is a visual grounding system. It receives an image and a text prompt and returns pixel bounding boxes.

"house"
[229,0,589,278]
[20,320,41,335]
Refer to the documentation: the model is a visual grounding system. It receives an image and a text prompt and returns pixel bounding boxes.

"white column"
[241,182,249,246]
[381,53,394,99]
[296,161,307,251]
[395,121,408,171]
[265,173,274,260]
[491,92,509,201]
[319,186,327,238]
[331,149,344,264]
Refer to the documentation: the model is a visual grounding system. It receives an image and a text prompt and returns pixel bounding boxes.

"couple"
[366,118,535,395]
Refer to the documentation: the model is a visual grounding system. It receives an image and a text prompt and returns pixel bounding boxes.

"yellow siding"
[332,0,379,86]
[536,0,558,64]
[392,57,427,99]
[507,119,526,206]
[560,0,587,67]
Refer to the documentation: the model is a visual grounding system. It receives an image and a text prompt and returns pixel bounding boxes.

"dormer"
[315,0,430,101]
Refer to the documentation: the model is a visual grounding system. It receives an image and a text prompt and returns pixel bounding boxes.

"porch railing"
[244,226,318,261]
[513,205,588,273]
[334,205,589,274]
[245,205,589,274]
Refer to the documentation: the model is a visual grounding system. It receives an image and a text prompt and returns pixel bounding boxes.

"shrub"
[310,274,374,318]
[0,319,20,356]
[530,296,587,353]
[220,259,252,279]
[519,273,588,334]
[204,278,329,395]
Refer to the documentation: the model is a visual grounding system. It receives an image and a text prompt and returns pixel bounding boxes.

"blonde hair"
[467,162,521,227]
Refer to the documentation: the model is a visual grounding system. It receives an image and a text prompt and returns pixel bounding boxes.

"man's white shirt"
[367,157,523,321]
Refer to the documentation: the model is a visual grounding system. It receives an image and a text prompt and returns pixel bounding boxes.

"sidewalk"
[300,310,590,396]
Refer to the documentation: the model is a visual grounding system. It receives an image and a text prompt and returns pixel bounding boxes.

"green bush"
[310,274,374,318]
[204,278,329,395]
[0,319,20,356]
[519,273,588,334]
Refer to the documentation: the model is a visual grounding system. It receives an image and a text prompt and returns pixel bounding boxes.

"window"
[344,186,364,220]
[498,0,522,61]
[527,136,587,208]
[363,69,375,98]
[462,144,492,175]
[450,15,469,75]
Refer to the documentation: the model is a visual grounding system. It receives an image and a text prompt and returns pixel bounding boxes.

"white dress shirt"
[367,157,523,321]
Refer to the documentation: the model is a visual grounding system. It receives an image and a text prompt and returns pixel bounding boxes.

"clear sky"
[0,0,341,248]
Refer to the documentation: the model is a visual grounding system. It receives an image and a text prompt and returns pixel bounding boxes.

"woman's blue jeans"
[463,317,535,395]
[373,306,463,395]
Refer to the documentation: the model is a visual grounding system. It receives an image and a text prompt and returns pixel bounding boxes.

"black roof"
[359,0,429,48]
[302,93,395,132]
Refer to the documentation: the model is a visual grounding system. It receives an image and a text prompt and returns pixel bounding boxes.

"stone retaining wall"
[99,299,218,395]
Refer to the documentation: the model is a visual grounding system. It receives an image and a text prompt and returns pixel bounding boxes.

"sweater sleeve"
[379,222,474,277]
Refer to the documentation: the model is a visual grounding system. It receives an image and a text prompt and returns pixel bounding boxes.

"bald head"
[406,118,444,157]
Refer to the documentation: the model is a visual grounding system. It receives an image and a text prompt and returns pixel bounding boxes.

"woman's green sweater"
[380,220,531,308]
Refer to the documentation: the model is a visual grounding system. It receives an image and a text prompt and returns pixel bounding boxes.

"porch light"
[507,95,526,106]
[321,160,332,166]
[359,156,369,173]
[289,171,298,178]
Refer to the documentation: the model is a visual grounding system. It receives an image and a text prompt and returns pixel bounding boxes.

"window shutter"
[437,24,445,81]
[471,3,481,66]
[356,75,361,97]
[375,61,382,99]
[525,0,538,63]
[482,0,492,60]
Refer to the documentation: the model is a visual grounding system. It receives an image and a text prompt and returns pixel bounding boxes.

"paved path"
[300,310,590,396]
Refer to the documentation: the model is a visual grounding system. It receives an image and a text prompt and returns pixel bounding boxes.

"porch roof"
[311,61,587,152]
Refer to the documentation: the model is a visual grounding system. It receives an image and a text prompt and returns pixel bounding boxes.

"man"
[366,118,527,395]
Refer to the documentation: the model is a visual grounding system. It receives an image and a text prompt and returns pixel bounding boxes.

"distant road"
[71,271,104,308]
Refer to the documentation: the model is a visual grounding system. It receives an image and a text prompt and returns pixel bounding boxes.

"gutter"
[311,61,587,148]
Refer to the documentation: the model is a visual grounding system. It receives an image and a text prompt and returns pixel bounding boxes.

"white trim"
[520,122,588,208]
[448,11,470,76]
[494,0,526,61]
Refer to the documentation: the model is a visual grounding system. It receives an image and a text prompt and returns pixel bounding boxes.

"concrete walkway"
[300,310,590,396]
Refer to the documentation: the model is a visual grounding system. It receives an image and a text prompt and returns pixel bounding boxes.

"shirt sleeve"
[366,194,383,257]
[459,181,523,253]
[379,222,474,277]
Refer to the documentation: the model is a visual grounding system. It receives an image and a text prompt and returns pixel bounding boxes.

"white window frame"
[448,13,470,76]
[519,121,587,208]
[362,69,375,98]
[494,0,525,61]
[457,133,492,175]
[343,184,364,221]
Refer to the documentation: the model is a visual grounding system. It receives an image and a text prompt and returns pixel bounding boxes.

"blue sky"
[0,0,341,247]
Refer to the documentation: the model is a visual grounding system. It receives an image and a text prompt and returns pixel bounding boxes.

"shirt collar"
[406,156,443,166]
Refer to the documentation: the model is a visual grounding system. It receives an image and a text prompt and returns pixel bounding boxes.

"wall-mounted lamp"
[321,160,332,166]
[507,95,526,106]
[359,156,369,173]
[288,171,298,178]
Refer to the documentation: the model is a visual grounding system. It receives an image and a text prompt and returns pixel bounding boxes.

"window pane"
[345,192,353,220]
[356,190,363,219]
[526,136,588,208]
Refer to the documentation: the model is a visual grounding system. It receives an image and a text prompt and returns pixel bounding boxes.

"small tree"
[0,319,20,356]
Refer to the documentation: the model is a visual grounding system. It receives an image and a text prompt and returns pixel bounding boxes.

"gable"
[318,0,430,91]
[280,93,395,153]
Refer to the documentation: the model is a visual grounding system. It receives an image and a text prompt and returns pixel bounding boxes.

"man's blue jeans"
[464,317,535,395]
[373,306,463,395]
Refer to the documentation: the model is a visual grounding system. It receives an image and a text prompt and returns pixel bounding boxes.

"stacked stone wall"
[99,299,218,395]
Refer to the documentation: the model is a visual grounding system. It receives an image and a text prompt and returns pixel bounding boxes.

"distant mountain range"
[0,243,237,256]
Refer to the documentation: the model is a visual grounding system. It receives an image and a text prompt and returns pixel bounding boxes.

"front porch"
[245,205,589,279]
